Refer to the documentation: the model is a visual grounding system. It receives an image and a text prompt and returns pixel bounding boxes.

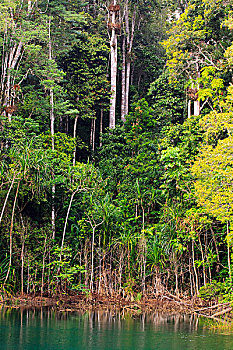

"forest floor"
[0,292,203,315]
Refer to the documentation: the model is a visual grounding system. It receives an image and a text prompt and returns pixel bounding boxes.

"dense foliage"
[0,0,233,301]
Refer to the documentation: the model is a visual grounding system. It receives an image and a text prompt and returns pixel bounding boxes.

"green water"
[1,307,233,350]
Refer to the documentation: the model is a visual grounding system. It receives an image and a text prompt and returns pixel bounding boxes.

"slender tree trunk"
[84,240,89,288]
[140,234,146,294]
[19,213,26,295]
[125,3,136,116]
[118,250,123,293]
[92,118,96,152]
[27,258,30,294]
[1,40,23,121]
[141,204,146,294]
[88,216,104,292]
[4,181,20,286]
[121,36,126,121]
[90,227,95,292]
[72,115,78,166]
[60,188,79,252]
[210,226,220,272]
[28,0,32,14]
[189,257,193,296]
[4,44,22,95]
[0,174,17,225]
[41,235,47,297]
[227,221,232,281]
[194,65,200,116]
[0,5,36,120]
[20,240,25,295]
[194,99,200,116]
[192,239,199,294]
[99,108,103,147]
[125,60,131,116]
[188,100,191,118]
[198,233,206,286]
[98,236,102,293]
[174,256,179,296]
[90,119,93,148]
[109,0,118,129]
[49,18,56,240]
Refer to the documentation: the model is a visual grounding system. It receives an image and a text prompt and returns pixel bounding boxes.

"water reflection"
[0,306,233,350]
[0,306,199,331]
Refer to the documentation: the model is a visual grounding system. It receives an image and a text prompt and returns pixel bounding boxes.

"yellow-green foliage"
[192,137,233,223]
[223,13,233,66]
[224,11,233,30]
[161,0,217,79]
[0,0,17,31]
[199,84,233,142]
[162,0,231,90]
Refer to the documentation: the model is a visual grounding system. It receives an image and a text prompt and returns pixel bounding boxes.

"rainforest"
[0,0,233,310]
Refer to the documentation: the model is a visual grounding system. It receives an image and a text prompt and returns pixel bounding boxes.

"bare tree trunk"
[88,215,104,292]
[194,99,200,116]
[27,258,30,294]
[0,3,36,121]
[198,233,206,286]
[1,41,23,121]
[140,234,146,294]
[125,60,131,116]
[90,227,95,292]
[227,221,232,282]
[90,119,93,148]
[98,236,102,293]
[73,115,78,166]
[121,36,126,121]
[49,18,56,240]
[49,66,55,137]
[60,188,79,252]
[99,109,103,147]
[41,235,47,297]
[189,257,193,296]
[28,0,32,13]
[118,250,123,293]
[20,239,25,295]
[4,181,20,286]
[210,226,220,272]
[92,118,96,152]
[192,239,199,294]
[109,0,118,129]
[125,2,136,116]
[19,213,26,295]
[188,100,191,118]
[0,174,17,225]
[194,65,200,116]
[84,240,89,288]
[174,256,179,296]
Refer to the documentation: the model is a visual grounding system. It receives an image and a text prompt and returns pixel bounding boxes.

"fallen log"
[164,290,192,305]
[162,295,191,307]
[194,302,231,313]
[211,307,232,318]
[197,312,229,324]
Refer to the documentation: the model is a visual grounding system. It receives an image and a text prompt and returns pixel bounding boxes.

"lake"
[0,307,233,350]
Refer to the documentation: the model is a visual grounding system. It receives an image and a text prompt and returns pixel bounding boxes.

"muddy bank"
[0,293,202,315]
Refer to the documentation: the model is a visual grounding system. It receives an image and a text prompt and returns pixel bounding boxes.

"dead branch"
[211,307,232,318]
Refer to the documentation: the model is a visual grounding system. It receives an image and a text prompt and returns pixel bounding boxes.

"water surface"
[0,307,233,350]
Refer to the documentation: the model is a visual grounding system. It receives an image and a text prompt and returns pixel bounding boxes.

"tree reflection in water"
[0,306,232,350]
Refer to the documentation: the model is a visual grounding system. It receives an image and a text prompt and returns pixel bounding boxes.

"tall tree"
[162,0,232,117]
[0,0,48,122]
[108,0,119,129]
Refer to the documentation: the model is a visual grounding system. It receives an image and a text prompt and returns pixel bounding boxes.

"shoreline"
[0,293,199,314]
